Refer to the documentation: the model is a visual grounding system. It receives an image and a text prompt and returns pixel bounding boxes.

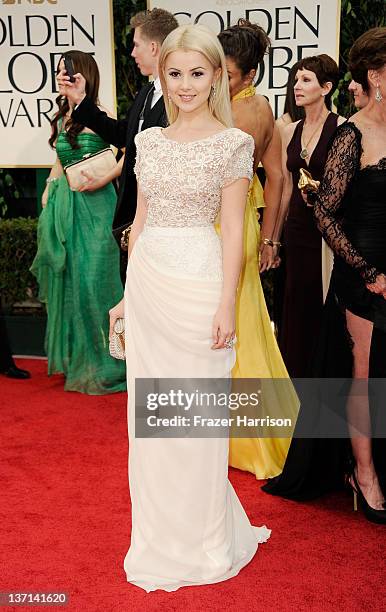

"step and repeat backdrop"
[1,0,115,167]
[1,0,341,167]
[149,0,341,118]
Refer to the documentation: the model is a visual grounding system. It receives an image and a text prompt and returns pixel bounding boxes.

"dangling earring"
[375,84,383,103]
[209,84,216,111]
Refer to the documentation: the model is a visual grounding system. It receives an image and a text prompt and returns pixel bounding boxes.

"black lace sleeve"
[314,123,378,284]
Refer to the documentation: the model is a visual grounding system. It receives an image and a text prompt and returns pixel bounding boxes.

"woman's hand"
[300,189,317,208]
[259,243,274,272]
[56,69,86,106]
[272,252,281,269]
[77,170,104,192]
[259,243,281,271]
[41,186,48,209]
[366,274,386,300]
[109,299,124,338]
[211,301,235,350]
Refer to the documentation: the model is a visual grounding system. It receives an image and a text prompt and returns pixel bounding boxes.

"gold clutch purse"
[109,317,125,360]
[298,168,320,207]
[64,148,117,191]
[298,168,320,193]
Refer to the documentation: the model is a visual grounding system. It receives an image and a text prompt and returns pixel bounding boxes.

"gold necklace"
[300,111,330,160]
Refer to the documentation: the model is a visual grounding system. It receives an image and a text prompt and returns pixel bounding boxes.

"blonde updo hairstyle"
[159,24,233,128]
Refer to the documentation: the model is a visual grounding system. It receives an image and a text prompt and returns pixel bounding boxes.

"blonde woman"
[109,25,270,592]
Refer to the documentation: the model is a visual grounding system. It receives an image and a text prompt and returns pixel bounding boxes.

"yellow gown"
[217,86,297,479]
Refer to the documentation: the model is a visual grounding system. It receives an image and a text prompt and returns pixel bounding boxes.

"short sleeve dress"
[123,126,271,592]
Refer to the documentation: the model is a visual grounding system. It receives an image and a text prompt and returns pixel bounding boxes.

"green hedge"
[113,0,147,118]
[0,218,39,308]
[335,0,385,115]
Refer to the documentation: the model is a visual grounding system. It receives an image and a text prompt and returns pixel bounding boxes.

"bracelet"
[272,241,281,247]
[46,177,58,184]
[262,238,274,247]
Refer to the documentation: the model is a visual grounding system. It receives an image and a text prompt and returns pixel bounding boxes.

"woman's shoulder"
[134,126,161,147]
[282,119,301,145]
[326,120,363,169]
[332,119,362,144]
[276,113,292,129]
[223,127,254,150]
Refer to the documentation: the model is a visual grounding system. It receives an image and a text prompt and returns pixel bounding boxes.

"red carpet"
[1,359,385,612]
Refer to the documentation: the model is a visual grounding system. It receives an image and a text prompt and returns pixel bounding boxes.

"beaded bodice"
[134,126,254,227]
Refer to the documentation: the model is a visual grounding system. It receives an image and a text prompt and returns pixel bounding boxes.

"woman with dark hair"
[263,35,386,516]
[273,54,345,378]
[31,51,126,394]
[218,20,299,480]
[348,79,370,110]
[276,60,305,131]
[311,27,386,522]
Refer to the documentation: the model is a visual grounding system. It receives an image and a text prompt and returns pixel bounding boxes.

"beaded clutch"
[109,317,125,360]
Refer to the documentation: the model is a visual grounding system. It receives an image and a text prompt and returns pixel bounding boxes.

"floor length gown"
[263,122,386,500]
[31,131,126,394]
[220,85,297,479]
[124,126,270,592]
[280,113,339,377]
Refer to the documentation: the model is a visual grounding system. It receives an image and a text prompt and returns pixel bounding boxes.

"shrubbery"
[0,218,39,308]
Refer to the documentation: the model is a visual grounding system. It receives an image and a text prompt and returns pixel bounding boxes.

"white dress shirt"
[138,76,162,132]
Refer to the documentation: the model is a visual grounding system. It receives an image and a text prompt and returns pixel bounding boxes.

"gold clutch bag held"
[64,148,117,191]
[109,317,125,360]
[298,168,320,193]
[298,168,320,207]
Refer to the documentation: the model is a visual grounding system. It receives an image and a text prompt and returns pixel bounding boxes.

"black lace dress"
[263,122,386,500]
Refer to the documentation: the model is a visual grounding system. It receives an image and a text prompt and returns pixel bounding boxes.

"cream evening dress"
[123,126,270,592]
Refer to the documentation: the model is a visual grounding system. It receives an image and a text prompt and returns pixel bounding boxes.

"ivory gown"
[123,126,270,592]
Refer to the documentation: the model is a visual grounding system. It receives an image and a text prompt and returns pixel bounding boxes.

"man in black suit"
[58,8,178,261]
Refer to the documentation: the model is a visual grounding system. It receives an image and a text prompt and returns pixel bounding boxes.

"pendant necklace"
[300,111,329,160]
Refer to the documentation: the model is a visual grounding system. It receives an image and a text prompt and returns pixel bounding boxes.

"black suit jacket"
[72,83,167,231]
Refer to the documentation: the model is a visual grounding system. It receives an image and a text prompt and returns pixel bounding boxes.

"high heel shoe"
[348,469,386,525]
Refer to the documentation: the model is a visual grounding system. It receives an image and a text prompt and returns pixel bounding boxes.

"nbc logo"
[2,0,58,4]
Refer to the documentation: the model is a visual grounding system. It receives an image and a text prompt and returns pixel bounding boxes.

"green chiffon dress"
[31,131,126,394]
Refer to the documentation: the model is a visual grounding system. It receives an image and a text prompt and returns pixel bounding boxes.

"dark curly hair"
[49,50,100,150]
[349,27,386,94]
[218,18,270,76]
[296,54,339,109]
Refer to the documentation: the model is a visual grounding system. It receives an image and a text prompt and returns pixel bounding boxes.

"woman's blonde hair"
[159,24,233,127]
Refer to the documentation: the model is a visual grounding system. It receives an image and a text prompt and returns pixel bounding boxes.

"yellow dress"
[217,86,297,479]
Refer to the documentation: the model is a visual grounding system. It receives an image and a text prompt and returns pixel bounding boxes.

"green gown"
[31,131,126,394]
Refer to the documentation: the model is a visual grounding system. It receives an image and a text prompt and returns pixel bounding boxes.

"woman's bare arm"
[273,122,297,243]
